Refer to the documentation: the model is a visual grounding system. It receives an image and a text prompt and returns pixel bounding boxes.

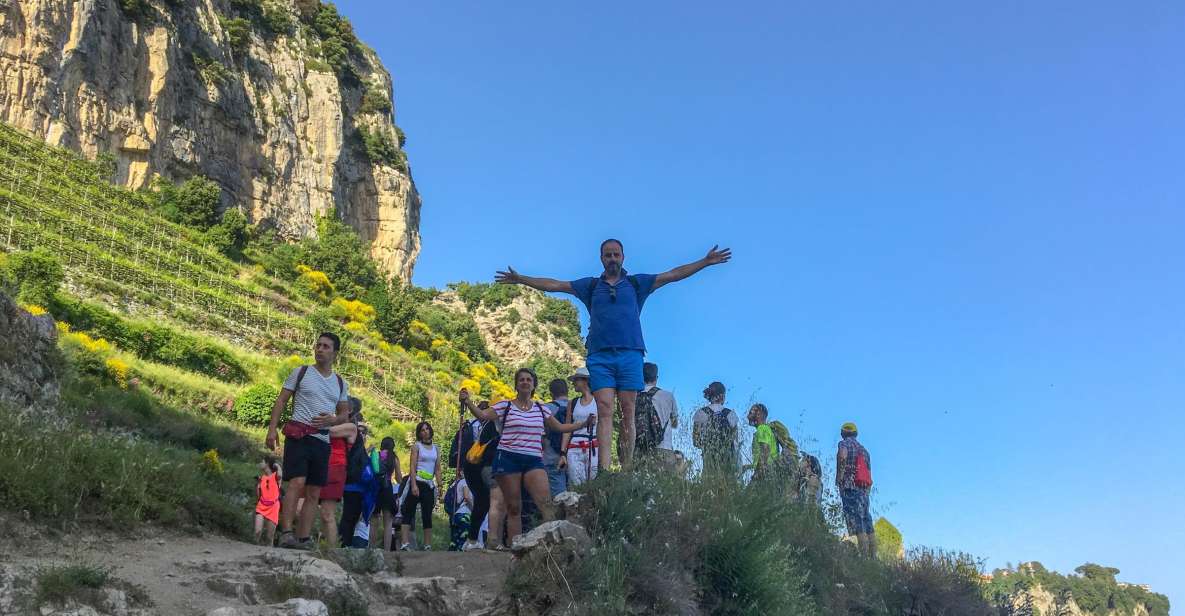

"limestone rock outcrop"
[434,288,585,368]
[0,290,60,412]
[0,0,420,280]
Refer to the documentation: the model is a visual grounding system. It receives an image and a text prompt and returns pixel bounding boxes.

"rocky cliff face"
[434,288,585,369]
[0,0,420,280]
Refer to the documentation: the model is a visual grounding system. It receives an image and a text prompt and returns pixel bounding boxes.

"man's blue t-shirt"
[569,272,657,353]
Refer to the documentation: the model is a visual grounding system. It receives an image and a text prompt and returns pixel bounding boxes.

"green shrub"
[394,382,428,416]
[538,296,580,332]
[260,0,294,35]
[237,383,281,427]
[503,307,521,325]
[206,208,250,258]
[35,563,108,606]
[360,82,392,114]
[154,175,222,229]
[450,281,521,310]
[876,517,904,561]
[3,248,64,306]
[50,295,251,383]
[193,54,232,87]
[416,303,489,362]
[299,213,381,299]
[394,124,407,149]
[220,16,252,54]
[357,125,404,170]
[365,279,416,345]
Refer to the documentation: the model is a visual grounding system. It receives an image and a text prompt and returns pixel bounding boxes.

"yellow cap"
[841,422,858,433]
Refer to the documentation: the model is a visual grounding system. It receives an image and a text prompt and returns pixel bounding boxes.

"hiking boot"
[277,532,302,549]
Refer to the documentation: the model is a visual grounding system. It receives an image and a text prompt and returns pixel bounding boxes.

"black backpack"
[634,387,667,453]
[545,400,570,453]
[344,435,369,484]
[699,406,737,454]
[443,479,461,517]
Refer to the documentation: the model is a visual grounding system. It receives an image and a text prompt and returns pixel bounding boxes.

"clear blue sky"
[337,0,1184,605]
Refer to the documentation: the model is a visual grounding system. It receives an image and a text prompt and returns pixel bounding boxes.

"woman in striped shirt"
[460,368,594,546]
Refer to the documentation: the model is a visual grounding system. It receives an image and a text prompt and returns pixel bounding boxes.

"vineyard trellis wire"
[0,123,438,423]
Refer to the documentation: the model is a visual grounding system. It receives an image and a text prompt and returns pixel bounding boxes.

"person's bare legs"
[592,388,617,469]
[496,474,524,545]
[486,486,506,548]
[400,522,412,548]
[296,485,320,539]
[265,520,276,546]
[617,390,638,468]
[522,469,555,522]
[279,477,305,534]
[318,500,338,547]
[382,509,394,552]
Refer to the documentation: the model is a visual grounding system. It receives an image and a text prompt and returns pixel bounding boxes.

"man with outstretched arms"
[495,239,730,469]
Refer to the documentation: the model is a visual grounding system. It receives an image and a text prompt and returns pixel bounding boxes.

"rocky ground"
[0,516,515,616]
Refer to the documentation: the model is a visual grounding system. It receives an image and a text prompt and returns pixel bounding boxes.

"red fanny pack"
[259,498,277,507]
[569,440,598,449]
[281,421,320,439]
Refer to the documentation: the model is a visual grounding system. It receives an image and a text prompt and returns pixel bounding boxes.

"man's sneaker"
[461,540,481,552]
[423,545,432,551]
[276,532,302,549]
[398,543,411,551]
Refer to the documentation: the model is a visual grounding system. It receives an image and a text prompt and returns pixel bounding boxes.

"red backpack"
[854,448,873,489]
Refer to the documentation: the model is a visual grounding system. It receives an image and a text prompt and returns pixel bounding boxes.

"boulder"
[511,520,591,556]
[371,575,471,615]
[551,491,594,527]
[205,598,329,616]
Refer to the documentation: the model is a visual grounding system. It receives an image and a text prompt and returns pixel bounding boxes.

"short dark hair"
[643,362,658,383]
[380,437,395,452]
[600,238,624,253]
[751,403,768,419]
[549,378,569,399]
[348,396,363,419]
[318,332,341,352]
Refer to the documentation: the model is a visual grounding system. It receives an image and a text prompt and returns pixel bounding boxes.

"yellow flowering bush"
[296,264,335,302]
[414,350,430,362]
[431,338,446,349]
[329,297,376,325]
[55,321,71,334]
[378,340,392,352]
[201,449,224,477]
[460,378,482,394]
[490,380,515,401]
[104,357,131,389]
[434,370,452,387]
[469,365,489,381]
[344,321,367,334]
[21,304,46,316]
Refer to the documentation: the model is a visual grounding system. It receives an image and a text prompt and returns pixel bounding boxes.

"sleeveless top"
[258,472,280,506]
[414,441,438,483]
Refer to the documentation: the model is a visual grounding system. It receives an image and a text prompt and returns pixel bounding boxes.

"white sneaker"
[398,543,411,551]
[461,540,481,552]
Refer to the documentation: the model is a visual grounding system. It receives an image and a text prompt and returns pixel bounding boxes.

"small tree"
[4,249,64,306]
[206,209,250,258]
[156,176,222,230]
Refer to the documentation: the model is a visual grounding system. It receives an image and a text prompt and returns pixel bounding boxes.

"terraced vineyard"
[0,122,472,423]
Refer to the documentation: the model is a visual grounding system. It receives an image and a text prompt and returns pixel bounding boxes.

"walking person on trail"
[459,368,595,547]
[542,378,570,497]
[338,403,381,548]
[445,476,474,550]
[836,422,876,558]
[399,421,443,551]
[254,456,281,546]
[494,240,731,469]
[692,382,739,477]
[638,362,679,463]
[559,368,599,486]
[317,398,364,548]
[459,402,500,551]
[745,403,778,481]
[266,333,351,550]
[375,437,403,551]
[767,420,801,496]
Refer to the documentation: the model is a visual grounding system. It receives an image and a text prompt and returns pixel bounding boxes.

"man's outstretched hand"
[494,266,521,285]
[704,245,732,266]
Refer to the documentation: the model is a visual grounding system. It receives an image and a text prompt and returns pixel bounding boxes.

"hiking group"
[259,239,877,558]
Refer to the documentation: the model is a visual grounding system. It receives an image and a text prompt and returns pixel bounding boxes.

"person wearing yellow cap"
[836,422,876,558]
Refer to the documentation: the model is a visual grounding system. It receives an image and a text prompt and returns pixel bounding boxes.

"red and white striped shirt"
[495,400,552,458]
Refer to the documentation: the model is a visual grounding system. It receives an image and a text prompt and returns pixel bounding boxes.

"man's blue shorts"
[587,349,644,392]
[840,488,874,535]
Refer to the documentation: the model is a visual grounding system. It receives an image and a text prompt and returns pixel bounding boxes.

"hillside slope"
[0,0,420,280]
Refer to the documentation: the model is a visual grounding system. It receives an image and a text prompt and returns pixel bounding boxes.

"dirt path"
[1,519,512,615]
